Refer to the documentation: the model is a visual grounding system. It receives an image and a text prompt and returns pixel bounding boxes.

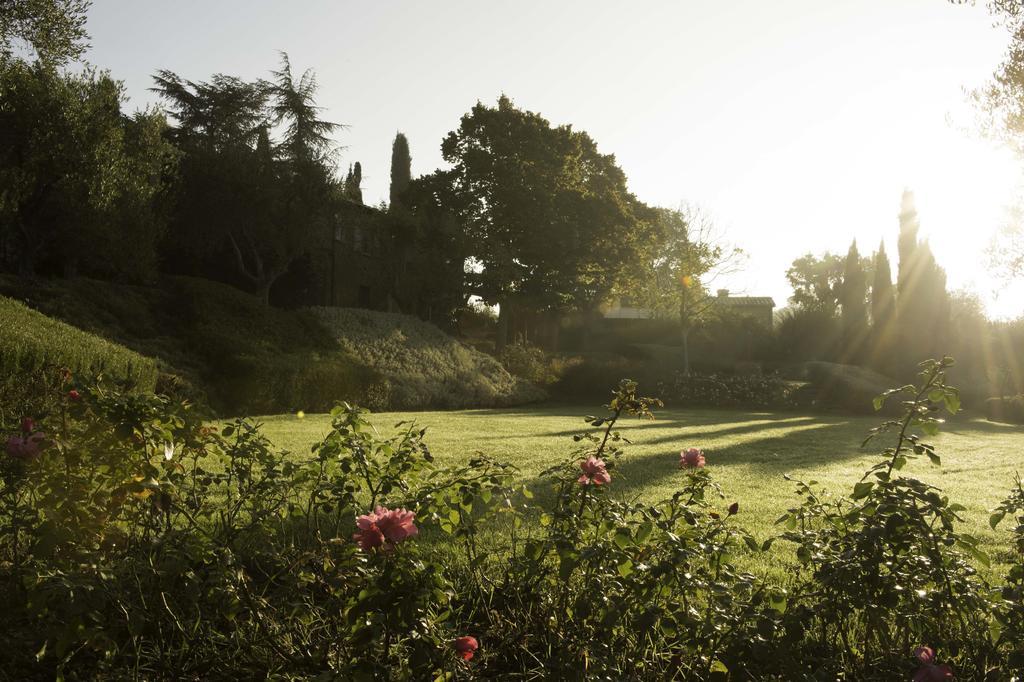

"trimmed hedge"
[311,307,546,409]
[791,361,900,415]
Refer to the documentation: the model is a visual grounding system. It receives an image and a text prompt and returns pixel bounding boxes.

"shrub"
[311,306,546,409]
[499,340,562,386]
[1,358,1020,679]
[985,395,1024,424]
[659,371,795,409]
[792,360,900,414]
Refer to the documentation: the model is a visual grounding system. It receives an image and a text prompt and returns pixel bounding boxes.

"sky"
[83,0,1024,318]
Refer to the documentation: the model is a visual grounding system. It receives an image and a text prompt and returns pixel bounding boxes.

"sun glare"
[908,131,1023,319]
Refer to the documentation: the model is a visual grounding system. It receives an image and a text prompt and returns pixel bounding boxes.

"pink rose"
[352,506,418,551]
[578,456,611,486]
[914,646,935,665]
[680,448,706,468]
[374,506,418,543]
[454,635,478,661]
[20,417,34,433]
[67,389,81,401]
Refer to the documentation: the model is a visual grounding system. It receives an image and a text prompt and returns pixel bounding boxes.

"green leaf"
[927,451,941,466]
[613,529,632,550]
[990,512,1006,530]
[617,559,634,578]
[852,481,874,499]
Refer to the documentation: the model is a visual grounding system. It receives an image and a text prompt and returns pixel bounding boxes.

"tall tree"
[442,95,650,348]
[344,162,363,204]
[870,240,895,330]
[894,190,950,366]
[840,240,868,333]
[153,54,339,303]
[0,61,176,279]
[389,132,412,208]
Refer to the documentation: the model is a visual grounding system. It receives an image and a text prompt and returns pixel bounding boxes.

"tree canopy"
[441,95,652,343]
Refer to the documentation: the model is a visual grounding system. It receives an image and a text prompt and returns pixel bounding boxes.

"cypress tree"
[871,240,895,330]
[390,132,412,208]
[840,240,868,360]
[344,161,363,203]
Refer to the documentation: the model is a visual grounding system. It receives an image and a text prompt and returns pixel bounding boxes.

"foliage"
[441,95,652,345]
[625,205,744,373]
[659,371,795,409]
[389,132,412,208]
[499,339,562,386]
[786,251,845,312]
[311,306,546,409]
[153,54,339,303]
[3,361,1022,678]
[0,0,90,65]
[0,60,177,279]
[840,240,868,342]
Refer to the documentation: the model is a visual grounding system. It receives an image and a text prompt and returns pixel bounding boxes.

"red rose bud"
[454,636,479,661]
[20,417,34,434]
[728,502,739,516]
[67,389,81,401]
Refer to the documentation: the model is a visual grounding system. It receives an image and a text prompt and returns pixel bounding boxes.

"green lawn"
[257,403,1024,574]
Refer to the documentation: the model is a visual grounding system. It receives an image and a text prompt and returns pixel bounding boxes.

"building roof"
[717,296,776,307]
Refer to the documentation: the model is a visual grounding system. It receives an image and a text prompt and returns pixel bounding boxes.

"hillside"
[311,307,546,409]
[0,276,545,415]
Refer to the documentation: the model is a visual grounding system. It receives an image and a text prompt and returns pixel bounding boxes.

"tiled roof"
[717,297,776,307]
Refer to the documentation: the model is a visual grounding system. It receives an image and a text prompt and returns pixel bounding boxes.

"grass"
[0,293,158,391]
[257,402,1024,577]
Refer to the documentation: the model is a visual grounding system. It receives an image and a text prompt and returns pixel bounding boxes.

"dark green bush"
[659,371,795,409]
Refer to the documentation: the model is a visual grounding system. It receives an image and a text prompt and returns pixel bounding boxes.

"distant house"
[712,289,775,328]
[601,291,775,328]
[601,297,653,319]
[323,200,392,310]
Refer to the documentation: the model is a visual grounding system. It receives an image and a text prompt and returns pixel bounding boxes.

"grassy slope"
[0,294,158,389]
[258,404,1024,576]
[310,307,546,409]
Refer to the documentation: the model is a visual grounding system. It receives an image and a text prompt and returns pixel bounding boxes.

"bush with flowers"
[1,359,1022,678]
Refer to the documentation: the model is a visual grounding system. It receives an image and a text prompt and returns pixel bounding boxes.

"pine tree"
[871,240,895,330]
[389,132,412,208]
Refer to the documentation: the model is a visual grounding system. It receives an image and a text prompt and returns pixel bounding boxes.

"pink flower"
[454,635,479,661]
[374,506,418,543]
[20,417,34,433]
[5,432,45,461]
[913,664,953,682]
[680,447,706,468]
[67,389,81,402]
[578,456,611,486]
[914,647,935,665]
[352,506,418,551]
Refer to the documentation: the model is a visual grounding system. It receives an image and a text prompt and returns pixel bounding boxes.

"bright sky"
[84,0,1024,319]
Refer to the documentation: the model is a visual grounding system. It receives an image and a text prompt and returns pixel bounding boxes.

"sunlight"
[910,131,1023,319]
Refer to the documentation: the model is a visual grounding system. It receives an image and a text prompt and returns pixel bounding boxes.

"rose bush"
[1,361,1022,678]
